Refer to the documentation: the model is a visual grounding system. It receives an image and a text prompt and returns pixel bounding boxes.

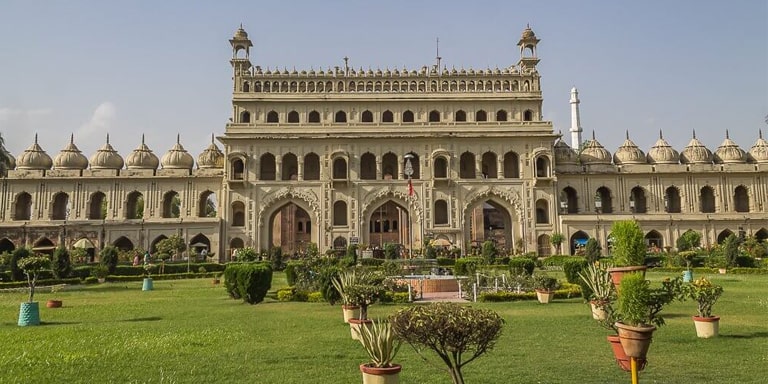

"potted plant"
[212,272,223,286]
[142,263,156,291]
[17,255,51,326]
[346,282,384,340]
[532,274,560,304]
[92,264,109,283]
[332,269,362,323]
[685,277,724,338]
[607,221,647,291]
[578,263,615,320]
[358,319,402,384]
[678,250,697,282]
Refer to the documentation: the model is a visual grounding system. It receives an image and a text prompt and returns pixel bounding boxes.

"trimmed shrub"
[479,283,582,302]
[436,257,455,266]
[284,261,300,286]
[224,262,273,304]
[10,248,31,281]
[454,257,485,276]
[482,240,498,264]
[562,257,588,284]
[84,276,98,284]
[106,272,217,282]
[541,255,586,270]
[0,277,81,289]
[509,257,535,276]
[52,247,72,279]
[72,266,94,280]
[359,258,385,267]
[317,265,342,305]
[734,255,756,268]
[100,246,119,274]
[384,243,398,260]
[307,292,324,302]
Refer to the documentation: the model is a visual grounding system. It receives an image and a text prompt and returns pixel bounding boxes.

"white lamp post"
[404,153,414,259]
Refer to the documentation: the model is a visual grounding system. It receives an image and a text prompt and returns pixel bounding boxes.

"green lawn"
[1,272,767,383]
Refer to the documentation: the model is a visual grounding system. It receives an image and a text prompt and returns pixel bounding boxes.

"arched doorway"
[570,231,589,255]
[0,238,15,254]
[537,234,551,256]
[717,229,734,244]
[268,202,312,256]
[755,228,768,242]
[645,230,663,251]
[113,236,134,252]
[367,200,409,250]
[150,235,168,254]
[464,199,514,254]
[189,233,211,261]
[32,237,56,256]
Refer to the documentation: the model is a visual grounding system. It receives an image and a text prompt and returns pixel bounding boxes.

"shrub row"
[105,272,218,282]
[0,277,82,289]
[509,258,535,276]
[224,262,272,304]
[540,255,587,270]
[359,258,385,267]
[436,257,455,266]
[454,257,485,275]
[479,283,582,302]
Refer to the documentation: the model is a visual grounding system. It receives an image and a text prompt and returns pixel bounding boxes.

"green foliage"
[722,234,741,267]
[482,240,498,264]
[224,262,273,304]
[156,235,187,260]
[584,238,601,263]
[52,247,72,279]
[532,274,560,292]
[345,280,384,319]
[479,284,582,302]
[436,257,455,266]
[617,273,684,327]
[454,257,485,276]
[359,319,401,368]
[284,261,300,286]
[345,244,358,264]
[99,246,119,274]
[508,257,535,276]
[359,258,384,267]
[70,247,89,264]
[742,236,767,259]
[10,247,31,281]
[562,257,588,284]
[92,265,109,279]
[390,303,504,384]
[550,232,564,254]
[234,247,259,262]
[18,255,51,302]
[684,277,724,318]
[610,220,647,266]
[676,230,702,252]
[316,265,342,305]
[384,243,397,260]
[305,242,319,258]
[424,243,437,259]
[577,262,614,302]
[381,261,401,276]
[734,255,756,268]
[269,246,284,271]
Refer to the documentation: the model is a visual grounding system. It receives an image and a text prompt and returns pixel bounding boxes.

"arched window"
[630,187,647,213]
[562,187,579,214]
[287,111,299,123]
[162,191,180,218]
[645,230,663,249]
[333,237,348,250]
[481,152,497,179]
[231,158,244,180]
[240,111,251,123]
[429,110,440,122]
[503,151,520,178]
[496,110,508,121]
[523,109,533,121]
[455,110,466,122]
[382,153,398,180]
[303,153,320,180]
[717,229,734,244]
[242,82,250,92]
[360,153,376,180]
[361,110,373,123]
[476,110,487,122]
[113,236,134,252]
[231,201,245,227]
[335,110,347,123]
[402,110,414,122]
[596,187,613,214]
[260,153,276,180]
[198,191,217,217]
[382,110,394,123]
[734,186,749,212]
[51,192,69,220]
[535,199,549,224]
[434,157,448,178]
[281,153,298,180]
[88,192,107,220]
[665,186,681,213]
[13,192,32,221]
[434,200,449,225]
[332,158,348,179]
[267,111,279,123]
[333,201,348,226]
[700,186,715,213]
[459,152,476,179]
[125,191,144,219]
[308,110,320,123]
[535,156,551,177]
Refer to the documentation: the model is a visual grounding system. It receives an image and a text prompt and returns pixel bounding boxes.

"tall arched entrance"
[463,198,516,254]
[268,202,313,256]
[570,231,589,255]
[366,200,410,252]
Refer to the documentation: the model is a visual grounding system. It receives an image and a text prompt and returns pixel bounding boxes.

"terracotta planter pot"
[693,316,720,338]
[46,300,63,308]
[607,335,646,372]
[212,278,221,285]
[615,322,656,359]
[342,305,361,323]
[360,364,401,384]
[535,290,554,304]
[607,266,646,293]
[590,301,607,321]
[349,318,373,341]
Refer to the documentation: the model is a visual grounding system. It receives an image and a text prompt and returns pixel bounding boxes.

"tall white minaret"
[569,87,583,149]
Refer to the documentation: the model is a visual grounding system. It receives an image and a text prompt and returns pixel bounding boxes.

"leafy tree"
[70,247,89,264]
[235,247,259,262]
[610,220,647,266]
[722,234,741,268]
[384,243,397,260]
[18,255,51,302]
[306,242,319,258]
[482,240,497,264]
[51,247,72,279]
[676,230,702,252]
[10,247,32,281]
[156,235,187,260]
[741,235,767,259]
[550,232,564,255]
[584,238,601,263]
[390,303,505,384]
[0,133,11,177]
[99,245,119,274]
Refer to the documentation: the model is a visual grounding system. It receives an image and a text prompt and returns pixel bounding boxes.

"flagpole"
[404,154,415,259]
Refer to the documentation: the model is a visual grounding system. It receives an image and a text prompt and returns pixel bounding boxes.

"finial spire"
[34,133,38,144]
[692,129,697,139]
[70,133,74,144]
[141,134,145,145]
[210,133,215,144]
[659,129,663,139]
[725,129,730,139]
[106,133,110,144]
[626,130,630,140]
[760,129,764,139]
[591,130,596,140]
[176,133,180,144]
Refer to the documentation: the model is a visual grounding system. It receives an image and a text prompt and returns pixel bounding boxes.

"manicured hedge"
[105,272,218,282]
[454,257,485,275]
[509,257,535,276]
[359,258,385,267]
[436,257,455,266]
[479,283,582,302]
[224,262,273,304]
[0,277,82,289]
[562,257,588,284]
[540,255,587,270]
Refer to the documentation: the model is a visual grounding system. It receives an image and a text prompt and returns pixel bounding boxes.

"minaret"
[569,87,583,149]
[229,24,253,74]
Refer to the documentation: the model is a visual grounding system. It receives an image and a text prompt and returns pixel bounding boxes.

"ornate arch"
[257,186,320,227]
[462,186,523,220]
[360,186,423,224]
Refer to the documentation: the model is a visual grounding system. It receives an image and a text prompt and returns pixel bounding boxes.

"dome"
[233,26,248,39]
[89,135,124,170]
[521,25,537,40]
[125,135,160,170]
[197,135,224,169]
[554,138,578,165]
[646,131,679,164]
[16,134,53,170]
[748,130,768,163]
[160,135,194,169]
[713,131,746,164]
[680,131,713,164]
[53,134,89,170]
[613,132,647,165]
[579,133,612,165]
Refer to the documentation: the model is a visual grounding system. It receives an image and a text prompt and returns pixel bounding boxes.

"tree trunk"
[449,367,464,384]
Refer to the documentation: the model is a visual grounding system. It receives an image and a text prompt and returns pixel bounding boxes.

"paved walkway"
[417,291,468,303]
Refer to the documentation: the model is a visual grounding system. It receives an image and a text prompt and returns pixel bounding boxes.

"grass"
[1,272,767,383]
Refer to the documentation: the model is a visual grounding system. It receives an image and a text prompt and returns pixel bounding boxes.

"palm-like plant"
[358,319,401,368]
[578,262,615,303]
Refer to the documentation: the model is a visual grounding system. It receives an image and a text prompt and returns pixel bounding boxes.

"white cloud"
[77,102,117,138]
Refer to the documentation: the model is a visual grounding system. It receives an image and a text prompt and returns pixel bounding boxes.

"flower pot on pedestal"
[607,335,646,372]
[606,266,646,293]
[18,302,41,326]
[342,305,360,323]
[682,270,693,283]
[349,318,373,341]
[360,364,401,384]
[615,322,656,359]
[693,316,720,338]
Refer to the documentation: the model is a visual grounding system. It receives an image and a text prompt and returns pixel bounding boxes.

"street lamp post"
[629,194,636,213]
[594,192,602,214]
[404,154,415,259]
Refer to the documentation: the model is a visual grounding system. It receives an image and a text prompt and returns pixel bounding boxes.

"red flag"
[408,178,414,196]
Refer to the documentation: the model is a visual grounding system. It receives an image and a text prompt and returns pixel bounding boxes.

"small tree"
[722,234,741,268]
[270,246,284,270]
[306,242,319,258]
[550,232,564,255]
[345,244,358,264]
[156,235,187,260]
[676,230,702,252]
[384,243,397,260]
[10,247,31,281]
[99,245,119,274]
[481,240,497,264]
[610,220,647,266]
[584,238,601,263]
[390,303,504,384]
[18,255,51,303]
[51,247,72,279]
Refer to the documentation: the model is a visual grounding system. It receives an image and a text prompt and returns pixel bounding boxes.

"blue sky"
[1,1,766,160]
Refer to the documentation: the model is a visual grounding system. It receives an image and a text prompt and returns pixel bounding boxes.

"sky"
[1,1,766,160]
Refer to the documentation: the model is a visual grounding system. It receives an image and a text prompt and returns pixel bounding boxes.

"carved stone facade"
[0,25,766,260]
